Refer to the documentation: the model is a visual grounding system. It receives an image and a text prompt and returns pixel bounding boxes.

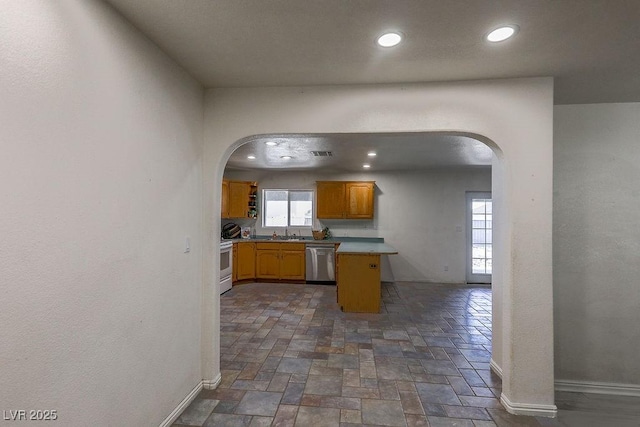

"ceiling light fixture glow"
[247,155,256,160]
[486,25,518,42]
[265,141,278,146]
[367,151,377,157]
[281,155,292,160]
[377,32,402,47]
[363,164,371,169]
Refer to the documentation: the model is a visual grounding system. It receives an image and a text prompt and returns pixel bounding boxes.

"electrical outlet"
[444,265,449,271]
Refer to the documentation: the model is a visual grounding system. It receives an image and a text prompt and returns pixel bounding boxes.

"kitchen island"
[336,242,398,313]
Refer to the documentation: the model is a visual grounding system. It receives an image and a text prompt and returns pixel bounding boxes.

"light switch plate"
[185,237,191,253]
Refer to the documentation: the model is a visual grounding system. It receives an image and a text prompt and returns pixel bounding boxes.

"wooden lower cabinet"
[256,246,280,279]
[280,249,305,280]
[235,242,256,281]
[337,253,381,313]
[256,242,305,280]
[232,243,238,282]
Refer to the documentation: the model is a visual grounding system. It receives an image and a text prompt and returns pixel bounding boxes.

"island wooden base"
[336,253,381,313]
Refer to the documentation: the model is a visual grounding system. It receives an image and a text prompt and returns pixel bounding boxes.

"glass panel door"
[466,192,492,284]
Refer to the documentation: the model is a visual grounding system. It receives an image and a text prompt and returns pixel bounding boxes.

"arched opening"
[201,80,556,418]
[212,131,507,423]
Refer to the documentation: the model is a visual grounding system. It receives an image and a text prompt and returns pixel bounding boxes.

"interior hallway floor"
[172,282,640,427]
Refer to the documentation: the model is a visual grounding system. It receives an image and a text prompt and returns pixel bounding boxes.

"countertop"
[224,236,385,244]
[335,241,398,255]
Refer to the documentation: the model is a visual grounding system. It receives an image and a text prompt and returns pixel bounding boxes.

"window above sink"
[263,189,313,228]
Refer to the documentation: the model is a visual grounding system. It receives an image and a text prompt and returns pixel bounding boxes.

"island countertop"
[336,241,398,255]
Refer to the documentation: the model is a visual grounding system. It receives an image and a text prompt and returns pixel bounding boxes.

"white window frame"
[466,191,492,284]
[262,189,314,228]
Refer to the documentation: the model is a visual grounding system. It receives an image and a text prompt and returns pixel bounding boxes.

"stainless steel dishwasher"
[305,242,336,284]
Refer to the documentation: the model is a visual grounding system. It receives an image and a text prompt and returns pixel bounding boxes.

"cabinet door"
[232,243,238,282]
[228,181,249,218]
[337,254,381,313]
[280,250,305,280]
[345,182,374,219]
[256,250,280,279]
[221,180,230,218]
[237,242,256,280]
[316,181,346,219]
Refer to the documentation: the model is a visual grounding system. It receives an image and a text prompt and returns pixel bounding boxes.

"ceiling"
[107,0,640,105]
[227,134,493,172]
[105,0,639,171]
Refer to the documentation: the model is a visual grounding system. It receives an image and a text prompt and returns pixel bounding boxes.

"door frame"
[466,191,492,284]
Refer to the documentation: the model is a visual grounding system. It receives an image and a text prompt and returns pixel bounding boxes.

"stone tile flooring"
[172,282,640,427]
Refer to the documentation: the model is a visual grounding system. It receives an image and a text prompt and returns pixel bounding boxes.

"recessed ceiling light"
[265,141,278,146]
[377,32,402,48]
[363,164,371,169]
[281,155,292,160]
[367,151,377,157]
[486,25,518,43]
[247,155,256,160]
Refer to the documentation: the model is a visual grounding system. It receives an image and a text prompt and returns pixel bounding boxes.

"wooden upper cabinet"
[316,181,375,219]
[221,180,230,218]
[316,181,346,218]
[345,182,374,219]
[228,181,250,218]
[222,180,257,219]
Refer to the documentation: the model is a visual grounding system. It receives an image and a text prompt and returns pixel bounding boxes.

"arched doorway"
[202,79,556,417]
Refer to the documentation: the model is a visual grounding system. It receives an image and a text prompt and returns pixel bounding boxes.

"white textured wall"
[0,1,203,425]
[225,168,491,283]
[204,79,555,414]
[490,153,506,380]
[554,103,640,387]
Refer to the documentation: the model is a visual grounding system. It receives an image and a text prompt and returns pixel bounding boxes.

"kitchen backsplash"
[221,218,379,239]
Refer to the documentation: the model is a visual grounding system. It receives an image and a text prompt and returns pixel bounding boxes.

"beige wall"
[204,79,556,416]
[0,1,204,425]
[554,103,640,390]
[1,1,636,423]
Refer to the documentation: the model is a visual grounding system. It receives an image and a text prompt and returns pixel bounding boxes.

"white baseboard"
[490,358,503,379]
[203,372,222,390]
[500,393,558,418]
[555,379,640,397]
[159,381,203,427]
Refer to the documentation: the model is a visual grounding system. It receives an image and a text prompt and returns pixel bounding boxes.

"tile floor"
[172,281,640,427]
